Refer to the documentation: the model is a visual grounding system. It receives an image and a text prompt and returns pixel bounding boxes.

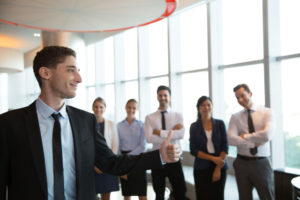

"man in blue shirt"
[0,46,180,200]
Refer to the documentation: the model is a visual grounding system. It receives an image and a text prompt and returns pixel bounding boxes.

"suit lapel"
[66,106,87,197]
[25,102,47,196]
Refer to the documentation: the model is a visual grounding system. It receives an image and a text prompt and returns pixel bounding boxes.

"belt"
[237,154,266,161]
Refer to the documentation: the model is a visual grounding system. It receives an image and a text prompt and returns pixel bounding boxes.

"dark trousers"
[193,166,227,200]
[151,161,186,200]
[233,157,274,200]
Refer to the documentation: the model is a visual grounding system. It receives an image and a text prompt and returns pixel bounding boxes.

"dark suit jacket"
[0,102,162,200]
[189,118,229,170]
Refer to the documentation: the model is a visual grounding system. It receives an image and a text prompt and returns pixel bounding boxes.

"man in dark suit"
[0,46,180,200]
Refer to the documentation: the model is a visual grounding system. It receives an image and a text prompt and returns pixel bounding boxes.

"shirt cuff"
[159,151,166,165]
[160,130,168,138]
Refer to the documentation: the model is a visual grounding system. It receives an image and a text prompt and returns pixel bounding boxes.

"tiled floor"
[105,174,259,200]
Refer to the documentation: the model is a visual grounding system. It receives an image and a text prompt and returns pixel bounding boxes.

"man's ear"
[39,66,52,80]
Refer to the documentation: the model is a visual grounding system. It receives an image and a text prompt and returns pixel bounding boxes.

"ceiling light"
[33,33,40,37]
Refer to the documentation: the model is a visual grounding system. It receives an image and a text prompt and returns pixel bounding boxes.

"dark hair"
[157,85,171,95]
[126,99,138,107]
[33,46,76,88]
[196,96,212,120]
[233,84,251,93]
[92,97,106,108]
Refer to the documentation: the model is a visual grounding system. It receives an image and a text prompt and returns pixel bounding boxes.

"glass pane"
[120,81,139,120]
[179,5,208,71]
[86,44,95,86]
[104,37,115,83]
[124,28,138,80]
[104,84,115,121]
[181,72,209,150]
[149,77,169,113]
[25,67,40,105]
[224,64,265,156]
[87,87,96,113]
[124,81,139,106]
[148,19,169,76]
[280,0,300,55]
[0,73,8,114]
[281,58,300,168]
[222,0,263,64]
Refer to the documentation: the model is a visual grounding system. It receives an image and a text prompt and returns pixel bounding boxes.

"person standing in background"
[92,97,119,200]
[189,96,228,200]
[144,85,187,200]
[227,84,275,200]
[117,99,147,200]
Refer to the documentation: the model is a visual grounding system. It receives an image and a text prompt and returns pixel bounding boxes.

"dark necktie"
[247,109,258,155]
[161,111,166,130]
[52,113,64,200]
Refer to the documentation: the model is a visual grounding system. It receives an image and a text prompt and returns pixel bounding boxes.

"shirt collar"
[158,107,171,113]
[122,118,137,126]
[244,104,258,112]
[36,97,67,119]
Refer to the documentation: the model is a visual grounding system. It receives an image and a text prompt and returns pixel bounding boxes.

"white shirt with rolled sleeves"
[144,108,185,152]
[227,104,275,157]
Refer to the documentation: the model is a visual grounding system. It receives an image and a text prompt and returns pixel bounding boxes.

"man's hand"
[94,166,103,174]
[153,129,161,136]
[172,123,183,130]
[160,131,180,163]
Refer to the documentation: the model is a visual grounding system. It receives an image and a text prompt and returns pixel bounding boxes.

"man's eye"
[68,69,74,72]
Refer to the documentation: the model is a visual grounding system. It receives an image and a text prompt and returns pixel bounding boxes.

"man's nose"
[75,72,82,83]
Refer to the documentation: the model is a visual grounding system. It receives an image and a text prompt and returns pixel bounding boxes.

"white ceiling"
[0,0,204,53]
[0,0,167,32]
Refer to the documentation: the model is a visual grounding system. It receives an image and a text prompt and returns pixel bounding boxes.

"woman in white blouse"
[92,97,119,200]
[189,96,229,200]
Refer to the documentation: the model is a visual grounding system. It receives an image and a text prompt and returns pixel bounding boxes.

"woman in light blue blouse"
[117,99,147,200]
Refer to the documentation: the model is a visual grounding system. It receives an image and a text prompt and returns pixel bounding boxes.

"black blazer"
[0,102,162,200]
[189,118,229,170]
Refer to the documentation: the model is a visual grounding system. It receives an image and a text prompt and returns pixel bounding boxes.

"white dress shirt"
[36,98,76,200]
[144,108,185,152]
[227,104,275,157]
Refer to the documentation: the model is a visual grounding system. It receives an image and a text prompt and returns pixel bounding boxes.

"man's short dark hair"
[233,84,251,93]
[157,85,171,95]
[33,46,76,88]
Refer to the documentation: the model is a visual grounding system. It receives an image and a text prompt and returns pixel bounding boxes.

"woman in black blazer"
[189,96,229,200]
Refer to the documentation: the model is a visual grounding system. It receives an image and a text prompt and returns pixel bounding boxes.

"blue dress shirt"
[117,119,146,155]
[36,98,76,200]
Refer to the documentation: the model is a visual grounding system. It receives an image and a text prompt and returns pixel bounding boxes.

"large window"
[280,0,300,55]
[147,19,169,76]
[178,5,208,71]
[222,0,263,64]
[0,73,8,113]
[281,58,300,168]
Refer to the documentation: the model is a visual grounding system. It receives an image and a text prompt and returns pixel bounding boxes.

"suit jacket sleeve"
[189,122,199,157]
[219,120,229,154]
[94,117,162,175]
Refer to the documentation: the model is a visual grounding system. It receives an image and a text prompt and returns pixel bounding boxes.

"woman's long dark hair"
[196,96,212,120]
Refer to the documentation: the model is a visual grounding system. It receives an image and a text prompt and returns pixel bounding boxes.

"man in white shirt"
[145,85,187,200]
[227,84,275,200]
